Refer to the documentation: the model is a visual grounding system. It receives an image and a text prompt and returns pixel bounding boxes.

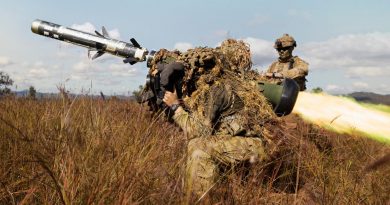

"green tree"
[0,71,13,96]
[28,86,37,99]
[312,87,323,93]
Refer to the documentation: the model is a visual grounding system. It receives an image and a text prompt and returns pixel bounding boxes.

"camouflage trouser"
[186,135,267,197]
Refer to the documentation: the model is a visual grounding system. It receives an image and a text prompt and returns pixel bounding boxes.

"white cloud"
[108,63,137,77]
[14,31,390,95]
[70,74,83,80]
[71,58,139,84]
[100,78,123,86]
[324,84,353,94]
[11,61,52,80]
[20,61,52,78]
[29,68,49,78]
[322,78,387,95]
[243,37,275,68]
[56,50,71,58]
[301,32,390,78]
[326,84,340,91]
[174,42,193,52]
[1,61,56,91]
[0,56,12,67]
[345,66,390,78]
[297,32,390,94]
[352,81,369,89]
[73,61,93,72]
[376,84,390,94]
[72,59,105,73]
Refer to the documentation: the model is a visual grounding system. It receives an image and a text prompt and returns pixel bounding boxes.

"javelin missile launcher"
[31,19,155,65]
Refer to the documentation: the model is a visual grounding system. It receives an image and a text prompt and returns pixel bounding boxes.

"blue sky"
[1,0,389,95]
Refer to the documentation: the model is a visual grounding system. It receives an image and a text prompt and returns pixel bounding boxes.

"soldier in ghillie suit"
[265,34,309,91]
[161,39,282,199]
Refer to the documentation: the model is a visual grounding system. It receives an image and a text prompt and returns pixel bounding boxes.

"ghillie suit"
[146,39,282,144]
[146,39,296,197]
[178,40,280,141]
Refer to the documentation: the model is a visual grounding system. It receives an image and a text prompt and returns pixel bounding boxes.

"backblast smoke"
[293,92,390,144]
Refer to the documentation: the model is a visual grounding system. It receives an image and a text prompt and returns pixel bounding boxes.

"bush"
[0,71,13,96]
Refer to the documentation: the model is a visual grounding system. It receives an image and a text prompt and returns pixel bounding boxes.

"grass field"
[0,96,389,204]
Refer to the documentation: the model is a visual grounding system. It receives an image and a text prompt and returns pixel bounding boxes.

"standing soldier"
[265,34,309,91]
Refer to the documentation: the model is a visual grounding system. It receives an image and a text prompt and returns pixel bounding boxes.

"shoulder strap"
[288,57,295,70]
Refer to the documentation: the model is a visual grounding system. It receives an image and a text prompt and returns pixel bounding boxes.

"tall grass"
[0,96,186,204]
[0,96,389,204]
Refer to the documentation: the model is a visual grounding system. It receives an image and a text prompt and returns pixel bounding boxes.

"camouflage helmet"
[274,34,297,49]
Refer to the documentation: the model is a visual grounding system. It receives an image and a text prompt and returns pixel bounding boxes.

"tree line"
[0,71,36,99]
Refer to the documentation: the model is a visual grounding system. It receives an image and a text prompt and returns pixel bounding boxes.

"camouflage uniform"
[172,83,268,197]
[266,34,309,91]
[267,56,309,91]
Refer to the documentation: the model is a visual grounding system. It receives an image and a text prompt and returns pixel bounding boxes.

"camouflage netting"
[150,39,281,142]
[148,48,181,73]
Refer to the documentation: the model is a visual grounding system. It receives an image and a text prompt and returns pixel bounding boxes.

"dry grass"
[0,96,389,204]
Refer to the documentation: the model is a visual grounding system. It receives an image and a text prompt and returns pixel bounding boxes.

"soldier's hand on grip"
[163,91,179,107]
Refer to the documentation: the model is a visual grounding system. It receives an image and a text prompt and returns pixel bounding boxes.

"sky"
[0,0,389,95]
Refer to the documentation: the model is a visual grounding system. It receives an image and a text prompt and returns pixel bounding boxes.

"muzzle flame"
[292,92,390,144]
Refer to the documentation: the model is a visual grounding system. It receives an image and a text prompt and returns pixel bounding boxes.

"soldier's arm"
[171,107,212,138]
[282,58,309,79]
[263,61,284,78]
[266,61,277,73]
[163,91,212,138]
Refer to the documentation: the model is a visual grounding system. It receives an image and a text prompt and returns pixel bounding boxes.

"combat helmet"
[274,34,297,49]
